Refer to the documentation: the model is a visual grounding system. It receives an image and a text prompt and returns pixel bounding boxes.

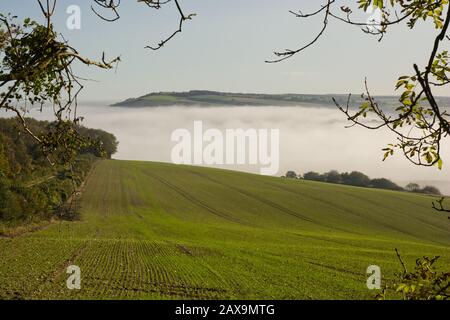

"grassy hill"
[1,160,449,299]
[112,90,331,107]
[112,90,450,109]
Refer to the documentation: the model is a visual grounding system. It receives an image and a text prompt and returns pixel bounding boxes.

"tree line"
[283,170,442,196]
[0,118,118,225]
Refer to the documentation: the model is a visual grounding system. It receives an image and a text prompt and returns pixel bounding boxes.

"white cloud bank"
[12,104,450,195]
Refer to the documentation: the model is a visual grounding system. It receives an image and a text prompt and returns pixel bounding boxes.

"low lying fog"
[6,104,450,195]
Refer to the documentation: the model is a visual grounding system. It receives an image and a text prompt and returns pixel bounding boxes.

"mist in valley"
[6,103,450,195]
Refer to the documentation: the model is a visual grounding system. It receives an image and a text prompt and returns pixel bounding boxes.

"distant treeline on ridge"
[283,170,442,196]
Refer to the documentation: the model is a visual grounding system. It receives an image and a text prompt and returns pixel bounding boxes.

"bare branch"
[266,0,333,63]
[267,0,446,63]
[91,0,121,22]
[432,197,450,214]
[145,0,196,50]
[395,248,408,274]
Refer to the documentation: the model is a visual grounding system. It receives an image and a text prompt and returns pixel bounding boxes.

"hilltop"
[112,90,450,108]
[112,90,403,108]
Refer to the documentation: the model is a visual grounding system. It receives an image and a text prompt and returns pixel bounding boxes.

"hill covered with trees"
[0,118,118,227]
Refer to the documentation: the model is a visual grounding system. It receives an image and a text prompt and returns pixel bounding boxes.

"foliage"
[370,178,403,191]
[269,0,450,211]
[0,117,118,223]
[284,170,298,179]
[377,251,450,300]
[325,170,342,184]
[421,186,442,196]
[270,0,450,221]
[0,11,119,167]
[303,171,326,182]
[291,169,408,192]
[0,1,188,203]
[78,126,118,159]
[0,0,192,161]
[341,171,372,187]
[289,169,444,195]
[405,182,421,192]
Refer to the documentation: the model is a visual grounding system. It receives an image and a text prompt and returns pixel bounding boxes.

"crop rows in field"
[1,160,450,299]
[0,237,84,299]
[26,239,233,299]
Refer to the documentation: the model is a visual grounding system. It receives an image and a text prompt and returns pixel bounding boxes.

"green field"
[1,160,449,299]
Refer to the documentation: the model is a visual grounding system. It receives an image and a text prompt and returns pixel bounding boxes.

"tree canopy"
[0,117,117,223]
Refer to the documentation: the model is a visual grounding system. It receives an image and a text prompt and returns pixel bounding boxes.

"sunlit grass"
[1,160,449,299]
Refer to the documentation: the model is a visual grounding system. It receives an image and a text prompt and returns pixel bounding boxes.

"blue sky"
[1,0,444,101]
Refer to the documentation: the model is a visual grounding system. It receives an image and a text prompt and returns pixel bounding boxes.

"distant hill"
[112,90,338,107]
[112,90,450,108]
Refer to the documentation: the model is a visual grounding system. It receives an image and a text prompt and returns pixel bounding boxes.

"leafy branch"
[268,0,450,213]
[377,249,450,300]
[1,0,193,166]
